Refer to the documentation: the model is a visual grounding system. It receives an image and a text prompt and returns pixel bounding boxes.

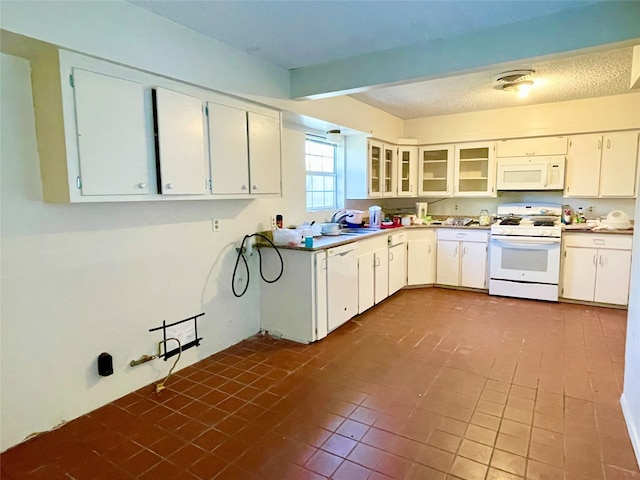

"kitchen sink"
[339,228,375,236]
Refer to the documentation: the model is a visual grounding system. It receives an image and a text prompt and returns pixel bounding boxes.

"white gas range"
[489,203,562,302]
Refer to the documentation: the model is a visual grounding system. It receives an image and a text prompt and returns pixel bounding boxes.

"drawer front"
[437,229,488,243]
[563,233,632,250]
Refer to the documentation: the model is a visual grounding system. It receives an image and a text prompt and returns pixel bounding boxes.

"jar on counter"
[479,209,491,226]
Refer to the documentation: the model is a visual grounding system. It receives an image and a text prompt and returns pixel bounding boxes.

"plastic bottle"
[276,214,283,229]
[577,207,585,223]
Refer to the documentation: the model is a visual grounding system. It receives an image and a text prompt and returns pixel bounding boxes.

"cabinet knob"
[241,185,248,190]
[166,183,174,190]
[138,182,147,189]
[252,185,258,190]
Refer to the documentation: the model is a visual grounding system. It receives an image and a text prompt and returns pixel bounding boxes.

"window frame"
[305,134,339,212]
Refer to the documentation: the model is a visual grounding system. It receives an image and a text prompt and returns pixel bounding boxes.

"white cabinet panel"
[565,131,639,198]
[497,136,567,157]
[208,102,249,194]
[418,145,455,196]
[397,146,417,196]
[248,111,281,195]
[436,240,460,286]
[154,88,207,195]
[407,234,436,286]
[388,243,406,296]
[600,131,639,197]
[461,241,487,289]
[454,142,496,197]
[374,247,389,303]
[72,69,149,195]
[358,252,375,314]
[594,249,632,305]
[327,246,358,332]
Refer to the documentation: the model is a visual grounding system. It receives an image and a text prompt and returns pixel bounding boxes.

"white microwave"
[496,156,565,191]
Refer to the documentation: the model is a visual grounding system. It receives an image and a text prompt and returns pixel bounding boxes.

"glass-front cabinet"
[418,145,455,196]
[368,140,396,197]
[454,142,496,197]
[397,146,417,197]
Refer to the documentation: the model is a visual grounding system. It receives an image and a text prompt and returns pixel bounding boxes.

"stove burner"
[533,221,556,227]
[499,217,521,225]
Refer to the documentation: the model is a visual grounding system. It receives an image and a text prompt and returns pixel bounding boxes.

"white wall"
[403,93,640,144]
[622,188,640,467]
[0,53,338,452]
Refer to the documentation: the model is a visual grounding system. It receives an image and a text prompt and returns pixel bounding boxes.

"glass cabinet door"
[397,147,417,197]
[368,140,382,196]
[454,142,495,196]
[383,145,395,196]
[418,145,454,196]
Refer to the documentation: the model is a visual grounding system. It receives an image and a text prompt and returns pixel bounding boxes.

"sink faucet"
[331,210,349,224]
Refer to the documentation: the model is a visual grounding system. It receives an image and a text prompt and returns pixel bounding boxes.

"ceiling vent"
[492,69,536,97]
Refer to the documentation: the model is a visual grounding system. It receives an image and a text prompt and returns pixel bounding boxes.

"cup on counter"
[302,229,313,248]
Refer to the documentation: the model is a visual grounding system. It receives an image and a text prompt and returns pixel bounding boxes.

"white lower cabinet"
[562,234,633,305]
[388,233,407,296]
[407,230,436,285]
[436,229,488,289]
[357,236,389,313]
[326,244,359,332]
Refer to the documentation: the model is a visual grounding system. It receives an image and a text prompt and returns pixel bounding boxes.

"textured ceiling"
[128,0,599,70]
[127,0,638,118]
[351,47,636,119]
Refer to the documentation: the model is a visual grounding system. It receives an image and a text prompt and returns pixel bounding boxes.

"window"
[305,135,337,210]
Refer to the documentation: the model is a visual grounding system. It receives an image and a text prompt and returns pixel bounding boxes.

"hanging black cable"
[232,233,284,297]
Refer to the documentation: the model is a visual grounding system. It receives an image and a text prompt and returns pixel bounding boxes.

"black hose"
[232,233,284,298]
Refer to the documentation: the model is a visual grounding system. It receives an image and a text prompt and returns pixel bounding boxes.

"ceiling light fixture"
[492,69,536,98]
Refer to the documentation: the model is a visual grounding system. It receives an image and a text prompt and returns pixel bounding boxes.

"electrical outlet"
[212,219,220,232]
[454,204,458,211]
[270,216,277,229]
[587,205,594,214]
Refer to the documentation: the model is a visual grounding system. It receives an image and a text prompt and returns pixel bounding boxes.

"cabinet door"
[565,134,601,197]
[72,69,149,195]
[327,250,358,332]
[594,249,632,305]
[208,102,249,194]
[460,241,487,289]
[154,88,208,195]
[397,146,417,196]
[358,252,375,314]
[374,247,389,303]
[314,252,328,341]
[407,238,435,285]
[382,144,396,197]
[454,142,495,197]
[436,240,460,286]
[562,247,597,301]
[368,140,384,197]
[599,131,639,197]
[248,111,281,195]
[388,244,406,295]
[496,136,567,157]
[418,145,454,196]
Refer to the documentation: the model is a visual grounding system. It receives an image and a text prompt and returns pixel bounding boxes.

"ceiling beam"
[290,1,640,99]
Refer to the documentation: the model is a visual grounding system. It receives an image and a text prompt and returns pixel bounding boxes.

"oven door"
[490,235,561,284]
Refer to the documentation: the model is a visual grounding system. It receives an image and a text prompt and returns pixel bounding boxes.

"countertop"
[260,222,634,252]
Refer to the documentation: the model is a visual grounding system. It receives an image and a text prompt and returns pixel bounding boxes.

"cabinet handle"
[389,252,394,261]
[454,246,458,256]
[607,139,611,149]
[137,182,147,189]
[463,246,468,255]
[593,254,597,266]
[428,245,431,253]
[598,139,602,150]
[599,255,605,267]
[526,151,535,156]
[166,183,174,190]
[241,185,248,190]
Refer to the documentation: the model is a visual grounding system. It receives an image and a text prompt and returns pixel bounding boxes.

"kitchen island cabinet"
[561,233,633,305]
[436,229,488,289]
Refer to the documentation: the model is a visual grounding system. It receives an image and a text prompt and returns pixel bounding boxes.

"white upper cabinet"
[247,111,282,195]
[346,138,395,199]
[565,131,639,198]
[418,145,455,196]
[453,142,496,197]
[496,136,568,157]
[208,104,281,196]
[208,102,250,194]
[154,88,208,195]
[72,69,150,196]
[397,146,418,197]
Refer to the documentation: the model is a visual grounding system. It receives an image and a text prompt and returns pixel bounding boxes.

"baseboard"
[621,393,640,470]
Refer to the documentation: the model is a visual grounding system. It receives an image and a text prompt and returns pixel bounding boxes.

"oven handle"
[491,236,560,247]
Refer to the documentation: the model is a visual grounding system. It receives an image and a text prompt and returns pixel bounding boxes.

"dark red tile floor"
[2,288,639,479]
